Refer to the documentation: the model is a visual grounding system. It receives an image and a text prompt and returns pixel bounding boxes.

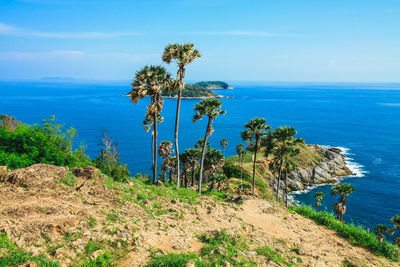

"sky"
[0,0,399,82]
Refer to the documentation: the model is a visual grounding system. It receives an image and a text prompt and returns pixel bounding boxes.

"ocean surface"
[1,80,400,233]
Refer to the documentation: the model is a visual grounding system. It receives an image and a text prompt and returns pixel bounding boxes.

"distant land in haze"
[194,81,234,89]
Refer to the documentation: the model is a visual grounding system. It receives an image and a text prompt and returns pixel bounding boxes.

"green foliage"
[145,252,199,267]
[57,172,77,187]
[223,162,250,180]
[163,84,218,98]
[0,115,91,169]
[289,205,400,261]
[0,232,60,267]
[194,81,230,89]
[255,245,292,266]
[331,183,354,197]
[79,251,114,267]
[85,241,102,255]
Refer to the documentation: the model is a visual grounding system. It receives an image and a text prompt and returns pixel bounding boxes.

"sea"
[1,80,399,233]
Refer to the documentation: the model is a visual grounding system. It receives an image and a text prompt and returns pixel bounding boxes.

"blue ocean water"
[1,81,399,232]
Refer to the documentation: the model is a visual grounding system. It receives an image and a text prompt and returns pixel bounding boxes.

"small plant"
[57,172,77,187]
[255,245,291,266]
[313,192,325,209]
[85,241,102,255]
[88,216,97,229]
[374,224,390,242]
[391,214,400,246]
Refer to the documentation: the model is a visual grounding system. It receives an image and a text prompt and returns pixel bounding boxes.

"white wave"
[288,145,367,200]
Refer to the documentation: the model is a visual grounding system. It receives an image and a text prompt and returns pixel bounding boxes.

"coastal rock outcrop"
[272,145,352,198]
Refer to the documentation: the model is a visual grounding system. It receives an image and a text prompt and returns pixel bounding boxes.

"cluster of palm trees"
[374,215,400,246]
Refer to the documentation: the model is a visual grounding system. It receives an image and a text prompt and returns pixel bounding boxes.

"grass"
[289,205,400,262]
[57,171,77,187]
[0,232,60,267]
[255,245,292,266]
[145,230,257,267]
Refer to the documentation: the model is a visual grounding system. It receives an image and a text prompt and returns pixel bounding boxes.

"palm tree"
[241,118,270,195]
[195,138,211,151]
[236,143,246,180]
[158,141,174,182]
[390,215,400,246]
[130,65,171,183]
[281,154,298,207]
[374,224,390,242]
[193,98,226,194]
[167,156,177,183]
[162,43,202,188]
[204,149,225,178]
[143,114,164,167]
[220,138,228,156]
[313,192,325,210]
[181,148,201,187]
[267,126,304,201]
[331,183,354,222]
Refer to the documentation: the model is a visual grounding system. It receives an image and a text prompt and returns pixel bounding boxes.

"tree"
[130,65,171,183]
[195,138,210,151]
[267,126,304,201]
[220,138,228,156]
[204,149,225,178]
[143,114,164,167]
[162,43,201,188]
[236,143,246,180]
[314,192,325,209]
[158,141,174,182]
[182,148,201,187]
[331,183,354,222]
[374,224,390,242]
[0,114,21,132]
[241,118,270,195]
[193,98,226,194]
[167,156,177,183]
[391,215,400,246]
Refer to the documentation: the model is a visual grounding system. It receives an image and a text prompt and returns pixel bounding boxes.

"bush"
[0,115,91,169]
[289,205,400,261]
[223,162,250,180]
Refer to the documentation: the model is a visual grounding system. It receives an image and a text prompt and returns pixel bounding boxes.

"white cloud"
[0,22,140,39]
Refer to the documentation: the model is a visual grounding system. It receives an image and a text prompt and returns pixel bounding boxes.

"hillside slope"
[0,164,397,266]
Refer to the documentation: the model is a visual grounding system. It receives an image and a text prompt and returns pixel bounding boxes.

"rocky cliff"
[272,145,352,199]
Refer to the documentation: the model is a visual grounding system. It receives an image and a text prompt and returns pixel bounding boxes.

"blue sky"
[0,0,399,82]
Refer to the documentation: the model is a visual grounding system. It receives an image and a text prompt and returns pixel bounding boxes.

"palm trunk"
[252,139,259,195]
[198,117,211,194]
[285,172,288,207]
[174,69,184,188]
[240,155,243,180]
[151,134,154,167]
[153,113,158,184]
[223,147,225,157]
[169,170,173,183]
[277,158,283,201]
[191,164,196,186]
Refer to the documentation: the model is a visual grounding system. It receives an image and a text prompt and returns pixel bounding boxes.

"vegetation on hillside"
[194,81,231,89]
[162,84,219,98]
[0,115,90,169]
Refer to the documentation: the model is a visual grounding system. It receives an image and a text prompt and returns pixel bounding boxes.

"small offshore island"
[127,81,233,99]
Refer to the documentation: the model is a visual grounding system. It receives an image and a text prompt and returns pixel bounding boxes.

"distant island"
[128,81,233,99]
[194,81,234,89]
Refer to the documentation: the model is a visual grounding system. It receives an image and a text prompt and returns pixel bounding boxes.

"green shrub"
[145,252,198,267]
[289,205,400,261]
[223,162,250,180]
[0,115,91,169]
[57,172,77,187]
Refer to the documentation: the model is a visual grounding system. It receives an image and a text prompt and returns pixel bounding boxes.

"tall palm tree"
[193,98,226,194]
[158,141,174,182]
[331,183,354,222]
[167,156,177,183]
[241,118,270,195]
[220,138,228,156]
[267,126,304,201]
[236,143,246,180]
[162,43,202,188]
[130,65,171,183]
[143,114,164,167]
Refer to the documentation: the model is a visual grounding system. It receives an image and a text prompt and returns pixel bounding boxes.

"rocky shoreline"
[273,145,353,200]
